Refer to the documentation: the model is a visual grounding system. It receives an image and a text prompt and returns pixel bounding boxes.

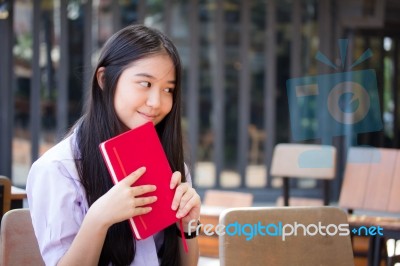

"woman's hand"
[170,172,201,232]
[89,166,157,228]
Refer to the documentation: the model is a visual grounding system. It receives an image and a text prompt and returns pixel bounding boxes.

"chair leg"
[372,236,387,266]
[283,177,289,206]
[323,180,330,205]
[367,236,376,266]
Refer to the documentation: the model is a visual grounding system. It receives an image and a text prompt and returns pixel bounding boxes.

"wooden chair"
[270,143,337,206]
[0,209,44,265]
[339,147,400,213]
[199,190,253,258]
[219,206,354,266]
[339,146,400,266]
[0,176,11,220]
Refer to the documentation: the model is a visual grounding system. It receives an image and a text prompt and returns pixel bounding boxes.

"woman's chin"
[127,120,156,130]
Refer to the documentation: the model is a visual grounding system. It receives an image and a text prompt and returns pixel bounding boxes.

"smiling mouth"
[138,111,157,120]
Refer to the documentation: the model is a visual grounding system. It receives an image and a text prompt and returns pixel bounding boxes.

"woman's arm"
[56,208,109,266]
[176,220,200,266]
[27,162,156,266]
[56,167,156,265]
[178,237,199,266]
[170,171,201,266]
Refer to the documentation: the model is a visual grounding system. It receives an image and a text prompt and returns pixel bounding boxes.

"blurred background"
[0,0,399,204]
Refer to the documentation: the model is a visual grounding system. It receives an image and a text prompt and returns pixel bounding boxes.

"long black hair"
[74,24,185,266]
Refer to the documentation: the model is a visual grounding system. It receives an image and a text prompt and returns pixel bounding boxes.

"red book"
[99,122,178,240]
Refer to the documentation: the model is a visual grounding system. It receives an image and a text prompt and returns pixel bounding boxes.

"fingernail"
[176,212,181,218]
[177,210,184,217]
[170,183,174,189]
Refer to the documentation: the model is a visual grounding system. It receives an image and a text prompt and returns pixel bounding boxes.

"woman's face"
[113,53,176,130]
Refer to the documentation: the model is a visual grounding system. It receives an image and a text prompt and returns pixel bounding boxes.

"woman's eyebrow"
[135,73,155,79]
[134,73,176,85]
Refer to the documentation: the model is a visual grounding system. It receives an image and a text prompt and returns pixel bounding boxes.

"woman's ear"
[96,67,106,90]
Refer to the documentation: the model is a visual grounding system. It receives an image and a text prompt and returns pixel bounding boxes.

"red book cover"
[99,122,178,239]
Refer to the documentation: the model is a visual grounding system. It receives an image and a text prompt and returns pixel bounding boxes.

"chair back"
[219,206,354,266]
[0,176,11,219]
[270,143,336,179]
[0,209,44,266]
[270,143,336,206]
[199,190,253,258]
[339,146,400,213]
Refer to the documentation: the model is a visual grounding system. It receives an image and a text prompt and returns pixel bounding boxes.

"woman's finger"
[171,182,189,210]
[133,206,152,216]
[170,171,182,189]
[176,188,194,214]
[131,185,157,196]
[177,191,200,218]
[176,193,195,218]
[134,196,157,207]
[121,166,146,186]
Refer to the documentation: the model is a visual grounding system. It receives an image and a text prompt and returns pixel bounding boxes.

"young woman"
[27,25,200,266]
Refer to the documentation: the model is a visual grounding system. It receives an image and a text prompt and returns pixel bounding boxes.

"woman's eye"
[163,88,174,93]
[139,81,151,88]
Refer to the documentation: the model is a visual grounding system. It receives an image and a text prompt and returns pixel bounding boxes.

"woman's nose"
[146,89,161,108]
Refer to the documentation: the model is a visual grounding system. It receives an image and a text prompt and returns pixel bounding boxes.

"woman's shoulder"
[35,134,75,163]
[30,132,80,180]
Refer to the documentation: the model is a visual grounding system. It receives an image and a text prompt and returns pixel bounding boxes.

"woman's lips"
[138,111,156,121]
